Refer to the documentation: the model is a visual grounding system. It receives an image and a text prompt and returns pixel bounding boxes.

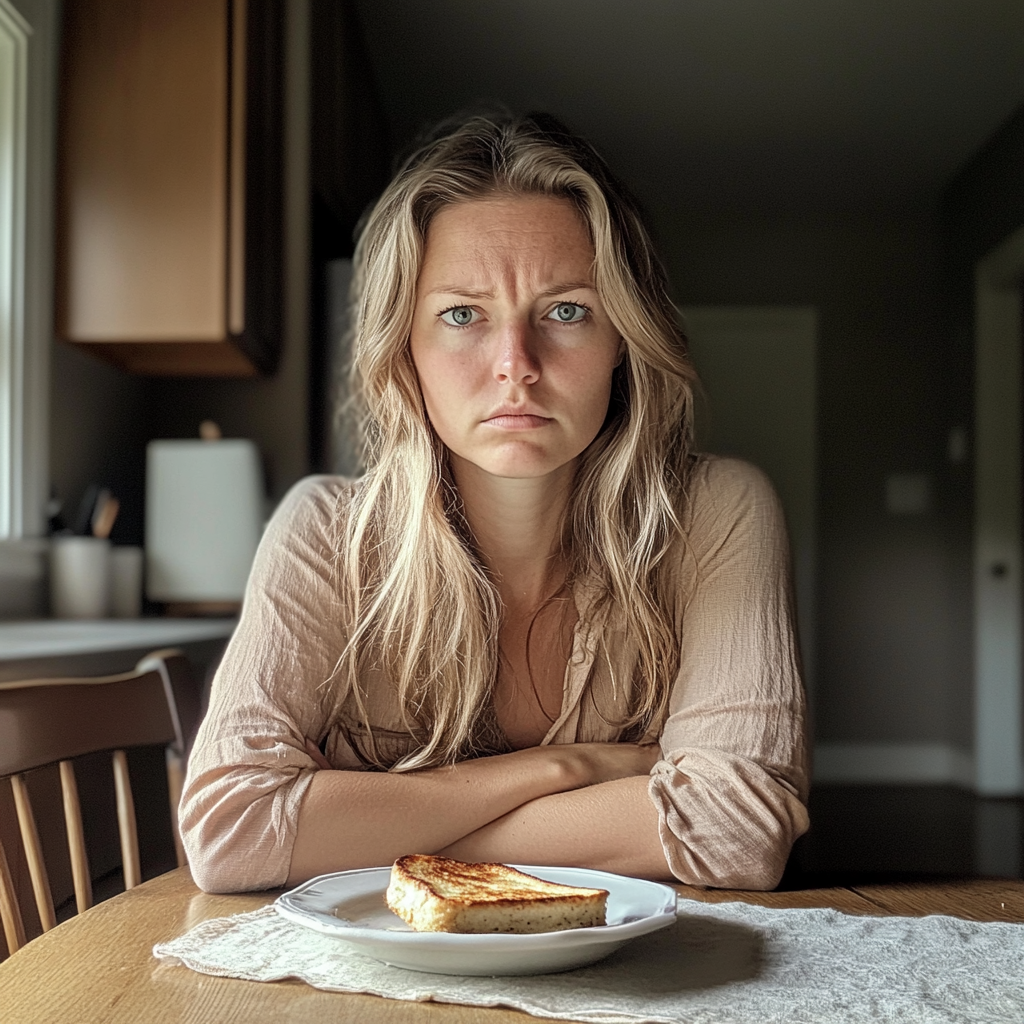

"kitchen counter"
[0,618,235,683]
[0,618,236,660]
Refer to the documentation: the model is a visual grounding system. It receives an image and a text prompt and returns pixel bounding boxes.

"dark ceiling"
[352,0,1024,219]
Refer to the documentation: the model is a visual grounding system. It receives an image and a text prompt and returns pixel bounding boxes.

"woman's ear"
[615,339,627,367]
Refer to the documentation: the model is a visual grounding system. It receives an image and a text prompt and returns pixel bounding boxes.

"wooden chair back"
[0,650,197,958]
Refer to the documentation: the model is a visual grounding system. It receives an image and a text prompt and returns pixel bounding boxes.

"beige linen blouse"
[180,455,809,893]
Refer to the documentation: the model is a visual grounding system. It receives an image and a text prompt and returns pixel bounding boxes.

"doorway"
[973,225,1024,797]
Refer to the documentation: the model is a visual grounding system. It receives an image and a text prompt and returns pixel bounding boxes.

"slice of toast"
[385,854,609,934]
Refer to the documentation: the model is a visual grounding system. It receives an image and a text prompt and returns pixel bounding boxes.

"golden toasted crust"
[385,855,609,934]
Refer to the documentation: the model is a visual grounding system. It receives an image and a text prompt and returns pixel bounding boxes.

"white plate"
[274,865,678,976]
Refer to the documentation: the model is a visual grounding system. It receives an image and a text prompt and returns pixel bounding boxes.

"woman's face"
[409,195,624,482]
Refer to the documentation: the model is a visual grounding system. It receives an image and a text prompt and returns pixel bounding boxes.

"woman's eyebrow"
[426,286,495,299]
[538,281,596,298]
[426,281,596,300]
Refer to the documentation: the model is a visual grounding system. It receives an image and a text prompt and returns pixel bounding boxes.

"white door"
[681,306,818,701]
[973,227,1024,796]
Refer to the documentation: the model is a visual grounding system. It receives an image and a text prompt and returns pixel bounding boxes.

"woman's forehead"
[418,196,596,292]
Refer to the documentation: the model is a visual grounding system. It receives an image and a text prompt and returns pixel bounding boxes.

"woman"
[180,113,809,894]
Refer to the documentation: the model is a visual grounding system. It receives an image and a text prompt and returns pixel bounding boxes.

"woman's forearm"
[438,775,675,880]
[287,741,663,884]
[287,745,586,884]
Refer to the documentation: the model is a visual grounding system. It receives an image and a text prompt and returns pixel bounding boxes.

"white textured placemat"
[153,898,1024,1023]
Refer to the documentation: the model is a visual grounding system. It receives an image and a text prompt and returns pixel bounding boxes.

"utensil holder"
[50,536,111,619]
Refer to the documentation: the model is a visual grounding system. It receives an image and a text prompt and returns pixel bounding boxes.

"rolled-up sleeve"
[180,476,354,893]
[648,457,810,889]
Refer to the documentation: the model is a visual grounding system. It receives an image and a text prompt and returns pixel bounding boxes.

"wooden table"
[1,867,1023,1023]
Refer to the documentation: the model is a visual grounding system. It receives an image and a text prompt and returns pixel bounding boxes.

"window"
[0,0,53,540]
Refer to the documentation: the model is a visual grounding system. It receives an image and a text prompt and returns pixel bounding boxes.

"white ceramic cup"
[50,536,111,619]
[110,546,144,618]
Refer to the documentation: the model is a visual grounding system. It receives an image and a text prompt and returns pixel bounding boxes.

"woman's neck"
[450,453,574,611]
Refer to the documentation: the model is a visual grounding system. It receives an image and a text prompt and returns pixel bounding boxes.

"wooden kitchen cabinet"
[56,0,282,376]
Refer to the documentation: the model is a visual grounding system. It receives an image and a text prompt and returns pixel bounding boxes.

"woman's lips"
[483,414,552,430]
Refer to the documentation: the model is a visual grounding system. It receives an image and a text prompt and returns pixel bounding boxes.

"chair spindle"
[9,775,56,932]
[112,750,141,890]
[0,836,27,956]
[59,761,93,913]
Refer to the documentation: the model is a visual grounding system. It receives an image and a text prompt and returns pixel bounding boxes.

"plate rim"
[274,863,679,949]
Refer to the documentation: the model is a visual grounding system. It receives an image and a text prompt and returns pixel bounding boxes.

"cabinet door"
[56,0,281,376]
[58,1,229,341]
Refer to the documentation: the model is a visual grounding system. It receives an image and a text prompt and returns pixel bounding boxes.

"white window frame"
[0,0,53,540]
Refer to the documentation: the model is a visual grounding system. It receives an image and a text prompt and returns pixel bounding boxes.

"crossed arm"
[183,465,809,894]
[286,741,672,886]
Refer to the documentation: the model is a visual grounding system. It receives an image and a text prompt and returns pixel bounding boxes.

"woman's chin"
[452,449,577,483]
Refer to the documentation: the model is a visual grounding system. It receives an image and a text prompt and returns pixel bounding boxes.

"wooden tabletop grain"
[1,866,1022,1024]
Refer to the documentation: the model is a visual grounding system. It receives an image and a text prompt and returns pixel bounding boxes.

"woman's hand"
[304,737,332,770]
[438,774,674,879]
[553,741,662,788]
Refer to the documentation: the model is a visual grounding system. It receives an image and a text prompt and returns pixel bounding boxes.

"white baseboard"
[813,742,975,788]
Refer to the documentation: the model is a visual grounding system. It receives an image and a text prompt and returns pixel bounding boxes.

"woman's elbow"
[187,856,243,895]
[179,793,296,893]
[180,818,251,893]
[178,765,312,893]
[660,795,809,891]
[707,849,789,892]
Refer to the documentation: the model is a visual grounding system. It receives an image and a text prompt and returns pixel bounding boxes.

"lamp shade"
[145,439,264,602]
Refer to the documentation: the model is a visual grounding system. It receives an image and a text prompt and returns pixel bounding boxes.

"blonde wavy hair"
[336,112,699,771]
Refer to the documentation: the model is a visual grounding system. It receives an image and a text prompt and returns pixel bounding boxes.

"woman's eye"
[440,306,478,327]
[547,302,587,323]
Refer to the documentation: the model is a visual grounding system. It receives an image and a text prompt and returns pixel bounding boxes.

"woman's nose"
[494,321,541,385]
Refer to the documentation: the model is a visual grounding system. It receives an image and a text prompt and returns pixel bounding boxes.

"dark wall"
[943,104,1024,265]
[656,209,971,749]
[50,342,151,545]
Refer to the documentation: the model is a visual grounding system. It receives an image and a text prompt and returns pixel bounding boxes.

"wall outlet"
[886,473,932,515]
